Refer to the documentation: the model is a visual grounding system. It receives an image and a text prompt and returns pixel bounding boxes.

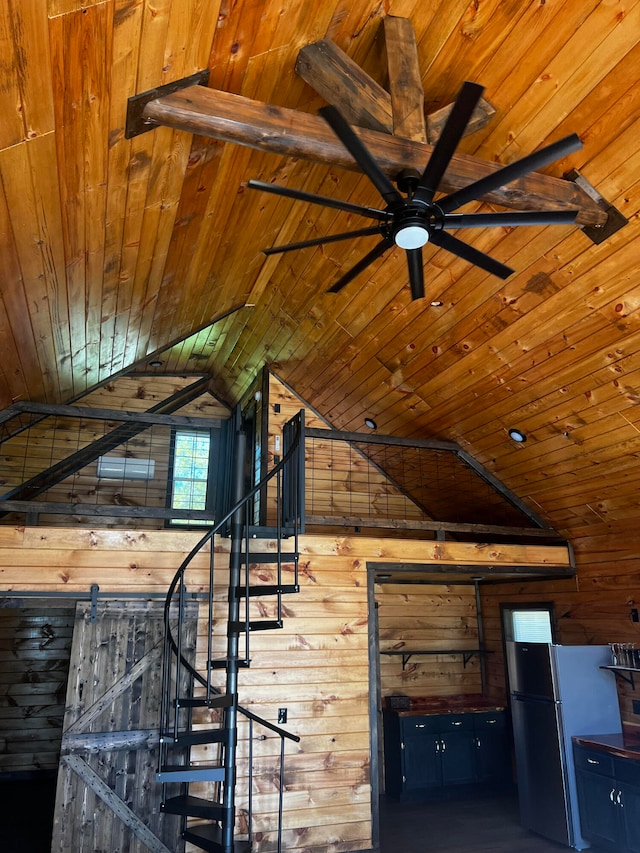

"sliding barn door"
[51,599,197,853]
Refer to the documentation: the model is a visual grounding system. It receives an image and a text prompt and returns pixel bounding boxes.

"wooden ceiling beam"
[141,86,607,226]
[295,38,393,134]
[382,16,427,143]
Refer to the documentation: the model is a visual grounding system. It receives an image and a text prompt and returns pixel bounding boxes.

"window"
[512,610,553,642]
[169,429,213,526]
[501,603,556,644]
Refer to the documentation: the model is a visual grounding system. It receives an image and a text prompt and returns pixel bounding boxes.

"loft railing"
[302,425,563,541]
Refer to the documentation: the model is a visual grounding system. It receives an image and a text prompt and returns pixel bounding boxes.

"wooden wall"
[0,606,73,776]
[481,523,640,737]
[376,583,482,699]
[0,526,566,852]
[0,526,372,852]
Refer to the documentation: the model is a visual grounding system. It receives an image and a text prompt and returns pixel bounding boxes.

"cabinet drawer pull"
[486,719,497,724]
[610,788,616,803]
[452,721,463,726]
[476,737,481,748]
[441,739,446,752]
[617,791,623,808]
[416,723,426,728]
[587,758,600,765]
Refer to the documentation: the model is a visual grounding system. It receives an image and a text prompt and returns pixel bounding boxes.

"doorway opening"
[0,601,74,853]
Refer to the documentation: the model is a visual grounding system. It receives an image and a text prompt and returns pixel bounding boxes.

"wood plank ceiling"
[1,0,639,544]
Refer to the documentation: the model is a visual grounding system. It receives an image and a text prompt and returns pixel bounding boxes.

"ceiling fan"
[248,82,582,300]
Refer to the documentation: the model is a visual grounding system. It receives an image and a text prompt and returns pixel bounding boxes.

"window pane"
[512,610,552,643]
[170,429,211,525]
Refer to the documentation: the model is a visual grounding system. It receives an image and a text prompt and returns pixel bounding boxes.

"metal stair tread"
[235,583,299,597]
[161,795,225,820]
[184,823,250,853]
[177,693,233,708]
[241,551,297,564]
[246,524,295,538]
[157,763,225,783]
[228,619,283,632]
[208,656,250,669]
[161,728,226,746]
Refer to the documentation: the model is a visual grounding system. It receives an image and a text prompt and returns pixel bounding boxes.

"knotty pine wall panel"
[0,527,565,851]
[0,527,373,852]
[376,583,482,699]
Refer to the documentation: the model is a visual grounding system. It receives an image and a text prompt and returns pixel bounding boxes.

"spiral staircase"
[157,412,305,852]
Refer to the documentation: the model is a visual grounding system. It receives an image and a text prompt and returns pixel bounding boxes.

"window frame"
[165,426,218,528]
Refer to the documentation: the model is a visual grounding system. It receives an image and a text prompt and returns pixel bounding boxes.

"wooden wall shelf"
[382,649,492,670]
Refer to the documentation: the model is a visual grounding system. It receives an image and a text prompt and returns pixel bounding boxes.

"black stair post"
[221,429,247,852]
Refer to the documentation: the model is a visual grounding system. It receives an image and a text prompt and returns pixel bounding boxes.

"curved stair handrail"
[162,414,303,719]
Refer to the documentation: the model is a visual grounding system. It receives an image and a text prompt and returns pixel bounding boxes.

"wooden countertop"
[385,694,505,717]
[573,733,640,761]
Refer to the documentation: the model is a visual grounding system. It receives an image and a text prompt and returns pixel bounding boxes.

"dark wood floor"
[379,791,581,853]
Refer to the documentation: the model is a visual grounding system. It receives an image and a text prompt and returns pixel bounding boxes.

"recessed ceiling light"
[508,428,527,443]
[364,417,377,429]
[430,300,443,307]
[149,359,163,367]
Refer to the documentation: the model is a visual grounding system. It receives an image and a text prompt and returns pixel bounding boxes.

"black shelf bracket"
[600,665,637,689]
[382,648,491,671]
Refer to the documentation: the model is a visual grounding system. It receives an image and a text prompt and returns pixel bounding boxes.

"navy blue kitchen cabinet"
[574,743,640,853]
[383,710,509,799]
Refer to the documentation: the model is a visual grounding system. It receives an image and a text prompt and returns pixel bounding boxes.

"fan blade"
[248,179,387,221]
[438,134,583,214]
[263,226,383,255]
[443,210,578,229]
[320,106,403,206]
[430,230,514,279]
[327,239,393,293]
[407,249,425,300]
[415,81,484,204]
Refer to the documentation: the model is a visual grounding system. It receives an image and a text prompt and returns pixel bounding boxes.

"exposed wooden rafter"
[138,85,605,226]
[127,14,608,227]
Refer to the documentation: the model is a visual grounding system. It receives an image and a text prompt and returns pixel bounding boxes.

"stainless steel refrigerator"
[506,642,622,850]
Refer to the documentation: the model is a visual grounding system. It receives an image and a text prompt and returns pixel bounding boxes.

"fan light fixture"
[394,223,430,250]
[508,428,527,443]
[149,359,163,367]
[364,417,377,429]
[249,80,581,301]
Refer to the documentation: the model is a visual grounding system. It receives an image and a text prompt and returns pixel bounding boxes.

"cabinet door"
[620,782,640,853]
[576,771,620,851]
[440,732,476,785]
[402,734,441,790]
[475,729,510,783]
